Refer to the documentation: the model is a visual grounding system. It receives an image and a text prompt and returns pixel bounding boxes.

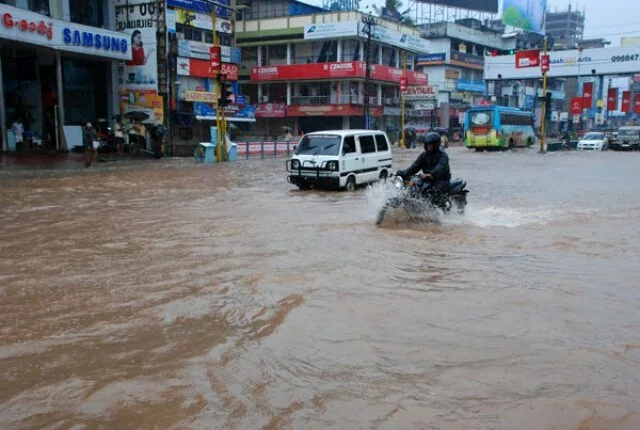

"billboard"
[502,0,547,34]
[415,0,498,13]
[485,46,640,80]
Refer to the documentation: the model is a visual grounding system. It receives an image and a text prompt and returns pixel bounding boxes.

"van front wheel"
[345,176,356,192]
[379,170,388,181]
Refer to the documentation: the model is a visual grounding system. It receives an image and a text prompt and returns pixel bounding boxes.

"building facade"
[545,6,584,51]
[0,0,132,151]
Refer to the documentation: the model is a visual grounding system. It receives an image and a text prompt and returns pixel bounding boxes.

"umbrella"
[281,126,292,133]
[123,111,150,122]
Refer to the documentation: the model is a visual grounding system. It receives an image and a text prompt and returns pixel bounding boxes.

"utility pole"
[400,51,407,149]
[362,14,376,130]
[539,36,549,153]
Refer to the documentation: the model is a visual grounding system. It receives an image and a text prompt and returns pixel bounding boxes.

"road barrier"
[234,141,296,160]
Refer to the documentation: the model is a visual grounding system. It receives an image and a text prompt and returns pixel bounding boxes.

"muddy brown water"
[1,148,640,429]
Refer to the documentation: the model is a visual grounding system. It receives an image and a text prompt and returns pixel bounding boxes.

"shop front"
[0,3,131,152]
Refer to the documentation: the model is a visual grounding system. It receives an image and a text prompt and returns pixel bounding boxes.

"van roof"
[304,129,386,137]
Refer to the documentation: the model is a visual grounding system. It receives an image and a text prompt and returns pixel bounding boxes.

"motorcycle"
[375,174,469,226]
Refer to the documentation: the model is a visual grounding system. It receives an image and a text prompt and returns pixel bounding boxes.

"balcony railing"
[289,95,385,106]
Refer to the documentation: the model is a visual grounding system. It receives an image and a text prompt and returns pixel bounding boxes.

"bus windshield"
[469,110,494,127]
[294,135,341,156]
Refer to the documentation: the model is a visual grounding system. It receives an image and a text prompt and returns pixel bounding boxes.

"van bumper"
[288,174,341,189]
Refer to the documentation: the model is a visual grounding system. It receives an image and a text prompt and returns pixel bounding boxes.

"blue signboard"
[235,95,246,105]
[416,52,446,64]
[524,94,535,110]
[457,79,486,93]
[167,0,230,18]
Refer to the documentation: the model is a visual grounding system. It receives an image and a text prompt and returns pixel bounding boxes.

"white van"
[286,130,393,191]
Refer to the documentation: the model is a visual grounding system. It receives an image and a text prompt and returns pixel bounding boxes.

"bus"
[464,106,537,151]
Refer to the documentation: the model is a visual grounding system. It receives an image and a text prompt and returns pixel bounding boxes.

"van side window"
[359,135,376,153]
[375,134,389,151]
[343,136,356,154]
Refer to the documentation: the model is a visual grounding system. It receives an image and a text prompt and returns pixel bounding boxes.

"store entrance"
[40,65,57,150]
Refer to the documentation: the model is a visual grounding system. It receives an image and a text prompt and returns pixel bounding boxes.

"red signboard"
[256,103,286,118]
[540,54,550,73]
[570,97,583,115]
[515,49,539,68]
[286,104,363,117]
[209,46,221,75]
[221,63,238,80]
[478,99,492,106]
[407,70,428,86]
[622,91,631,113]
[607,87,618,111]
[184,58,238,80]
[582,82,593,109]
[634,94,640,114]
[400,77,408,92]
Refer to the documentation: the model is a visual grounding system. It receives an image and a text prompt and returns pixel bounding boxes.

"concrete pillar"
[396,49,400,68]
[258,84,263,101]
[337,39,342,62]
[0,53,6,152]
[342,116,349,130]
[377,83,382,106]
[287,43,292,65]
[257,45,262,66]
[359,40,364,61]
[378,44,383,64]
[287,82,291,105]
[55,51,66,151]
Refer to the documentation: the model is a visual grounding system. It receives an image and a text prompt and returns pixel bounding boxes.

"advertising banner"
[256,103,286,118]
[175,8,232,34]
[0,3,130,61]
[167,0,229,18]
[251,62,365,81]
[582,82,593,109]
[457,79,486,93]
[177,57,238,80]
[607,88,618,111]
[367,24,429,53]
[450,52,484,70]
[178,40,240,63]
[287,104,363,117]
[416,53,447,66]
[407,70,428,86]
[119,90,164,123]
[570,97,583,115]
[502,0,547,34]
[304,21,359,40]
[515,49,540,68]
[634,94,640,114]
[115,0,159,91]
[403,86,438,100]
[621,91,631,112]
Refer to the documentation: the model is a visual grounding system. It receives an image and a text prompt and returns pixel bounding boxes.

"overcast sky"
[305,0,638,45]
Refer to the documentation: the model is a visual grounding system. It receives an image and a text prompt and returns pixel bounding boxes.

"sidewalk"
[0,150,149,172]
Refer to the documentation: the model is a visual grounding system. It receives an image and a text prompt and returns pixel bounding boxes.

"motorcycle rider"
[395,131,451,193]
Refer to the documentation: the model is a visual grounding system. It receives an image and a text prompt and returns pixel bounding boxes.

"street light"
[361,14,377,130]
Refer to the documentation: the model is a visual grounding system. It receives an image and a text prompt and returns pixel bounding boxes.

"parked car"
[577,132,608,151]
[610,126,640,151]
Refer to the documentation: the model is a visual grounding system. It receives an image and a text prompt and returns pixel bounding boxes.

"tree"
[372,0,414,26]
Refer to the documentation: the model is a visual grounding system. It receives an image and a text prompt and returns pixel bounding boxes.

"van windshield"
[618,129,639,137]
[294,135,341,156]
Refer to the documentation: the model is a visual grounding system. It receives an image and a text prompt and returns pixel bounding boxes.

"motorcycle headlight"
[291,159,300,169]
[326,160,338,171]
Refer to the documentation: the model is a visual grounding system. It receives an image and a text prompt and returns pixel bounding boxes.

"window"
[0,0,49,16]
[375,134,389,151]
[294,135,341,156]
[343,136,356,154]
[359,135,376,153]
[500,113,533,126]
[69,0,104,28]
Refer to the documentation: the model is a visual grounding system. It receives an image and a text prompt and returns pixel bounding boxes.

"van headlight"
[326,160,338,171]
[291,159,300,169]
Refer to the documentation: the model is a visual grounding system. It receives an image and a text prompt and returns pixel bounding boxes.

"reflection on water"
[1,148,640,429]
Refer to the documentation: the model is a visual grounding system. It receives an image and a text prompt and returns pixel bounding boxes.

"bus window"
[469,110,493,127]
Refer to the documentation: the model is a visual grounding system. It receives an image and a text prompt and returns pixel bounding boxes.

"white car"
[577,132,607,151]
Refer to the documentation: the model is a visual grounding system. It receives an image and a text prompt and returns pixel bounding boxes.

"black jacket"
[397,149,451,181]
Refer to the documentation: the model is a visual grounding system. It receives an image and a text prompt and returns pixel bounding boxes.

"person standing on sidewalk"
[12,118,24,153]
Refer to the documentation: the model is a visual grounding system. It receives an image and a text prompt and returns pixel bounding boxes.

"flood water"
[1,148,640,429]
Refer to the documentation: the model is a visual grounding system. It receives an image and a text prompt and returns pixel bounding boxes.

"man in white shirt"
[12,118,24,153]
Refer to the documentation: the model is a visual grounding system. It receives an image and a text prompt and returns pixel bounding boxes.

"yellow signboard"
[184,91,217,103]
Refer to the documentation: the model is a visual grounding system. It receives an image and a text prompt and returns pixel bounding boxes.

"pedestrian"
[83,122,98,167]
[11,118,24,153]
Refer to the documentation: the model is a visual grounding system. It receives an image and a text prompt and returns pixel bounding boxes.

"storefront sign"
[256,103,286,118]
[167,0,230,18]
[383,106,402,116]
[304,21,359,40]
[456,79,486,93]
[450,52,484,69]
[251,62,366,81]
[445,69,460,79]
[115,0,159,91]
[368,25,429,54]
[175,8,232,34]
[178,40,240,63]
[416,53,447,65]
[407,70,428,86]
[194,102,256,121]
[287,104,363,117]
[403,86,438,99]
[515,49,540,68]
[177,57,238,80]
[184,91,216,102]
[0,4,131,61]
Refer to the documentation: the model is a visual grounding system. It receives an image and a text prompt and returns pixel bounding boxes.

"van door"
[357,134,379,183]
[374,133,392,173]
[341,135,360,184]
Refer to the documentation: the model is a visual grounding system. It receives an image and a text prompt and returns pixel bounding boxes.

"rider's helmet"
[423,132,440,152]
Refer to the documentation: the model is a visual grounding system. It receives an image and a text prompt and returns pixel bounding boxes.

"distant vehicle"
[577,132,607,151]
[464,106,536,151]
[286,129,393,191]
[610,126,640,151]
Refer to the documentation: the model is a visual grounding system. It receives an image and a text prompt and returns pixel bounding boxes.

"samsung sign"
[63,28,127,54]
[0,4,131,61]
